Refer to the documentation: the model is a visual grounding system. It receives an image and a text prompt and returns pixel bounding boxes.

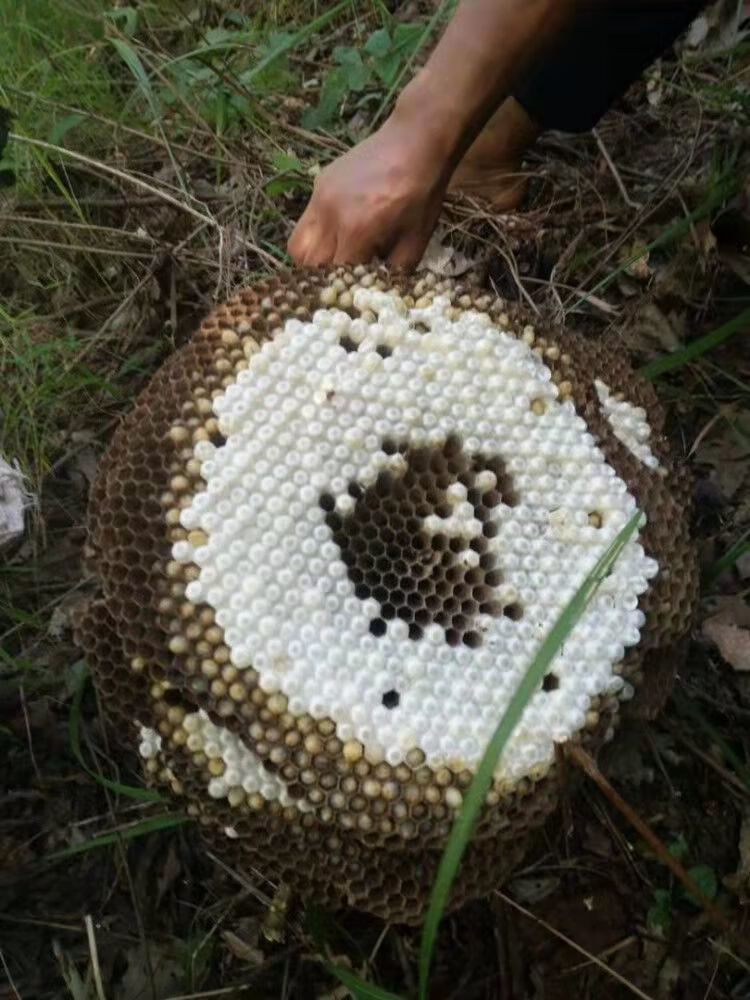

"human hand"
[287,113,451,271]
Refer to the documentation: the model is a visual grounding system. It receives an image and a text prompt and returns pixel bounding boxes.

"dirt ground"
[1,2,750,998]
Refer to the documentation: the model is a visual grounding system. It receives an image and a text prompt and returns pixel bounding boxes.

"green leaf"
[683,865,718,906]
[393,22,426,53]
[301,67,349,129]
[364,27,392,59]
[265,175,306,197]
[647,888,673,932]
[418,510,644,1000]
[371,49,401,87]
[271,151,304,173]
[326,965,404,1000]
[640,305,750,379]
[333,46,372,92]
[105,6,138,36]
[109,37,160,115]
[667,834,689,862]
[48,113,85,146]
[242,2,351,86]
[203,26,250,47]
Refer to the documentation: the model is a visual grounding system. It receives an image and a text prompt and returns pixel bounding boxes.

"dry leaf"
[684,0,750,53]
[416,230,478,277]
[703,596,750,671]
[623,240,652,281]
[622,301,685,357]
[0,455,32,551]
[508,875,560,905]
[114,943,182,1000]
[222,929,265,966]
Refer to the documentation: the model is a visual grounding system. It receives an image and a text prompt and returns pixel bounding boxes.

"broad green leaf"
[393,22,426,53]
[48,113,85,146]
[364,28,392,59]
[301,67,349,129]
[683,865,718,906]
[333,46,372,92]
[417,510,644,999]
[667,835,689,862]
[371,49,401,87]
[647,888,672,932]
[242,3,351,86]
[271,150,305,173]
[105,6,138,36]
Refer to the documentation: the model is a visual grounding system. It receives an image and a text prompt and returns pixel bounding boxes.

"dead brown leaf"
[702,596,750,671]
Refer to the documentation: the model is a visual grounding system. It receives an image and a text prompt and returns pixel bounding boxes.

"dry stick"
[7,132,217,228]
[592,127,642,211]
[495,890,656,1000]
[566,744,743,945]
[0,236,158,259]
[0,948,21,1000]
[84,915,107,1000]
[1,86,231,165]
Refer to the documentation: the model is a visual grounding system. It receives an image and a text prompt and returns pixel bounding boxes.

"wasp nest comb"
[75,266,697,923]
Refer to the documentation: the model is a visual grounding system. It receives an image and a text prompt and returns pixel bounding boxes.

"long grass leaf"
[417,510,643,999]
[705,526,750,585]
[574,174,739,310]
[69,664,163,803]
[46,813,187,861]
[640,306,750,379]
[109,37,160,114]
[238,2,352,86]
[326,964,404,1000]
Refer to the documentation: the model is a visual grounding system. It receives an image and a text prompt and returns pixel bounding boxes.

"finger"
[332,226,382,267]
[288,215,336,268]
[386,230,432,272]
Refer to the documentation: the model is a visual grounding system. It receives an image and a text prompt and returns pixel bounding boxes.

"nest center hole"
[320,436,518,648]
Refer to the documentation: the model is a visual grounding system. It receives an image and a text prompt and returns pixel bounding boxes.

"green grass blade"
[45,813,188,861]
[417,510,643,999]
[673,690,750,791]
[370,0,454,130]
[705,526,750,585]
[326,965,404,1000]
[574,173,739,310]
[69,664,163,803]
[241,2,351,86]
[639,306,750,379]
[109,37,160,114]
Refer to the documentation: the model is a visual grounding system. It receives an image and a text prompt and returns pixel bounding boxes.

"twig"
[592,128,642,210]
[566,744,742,945]
[0,949,21,1000]
[495,890,656,1000]
[84,915,107,1000]
[8,132,218,229]
[0,236,158,259]
[18,684,41,785]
